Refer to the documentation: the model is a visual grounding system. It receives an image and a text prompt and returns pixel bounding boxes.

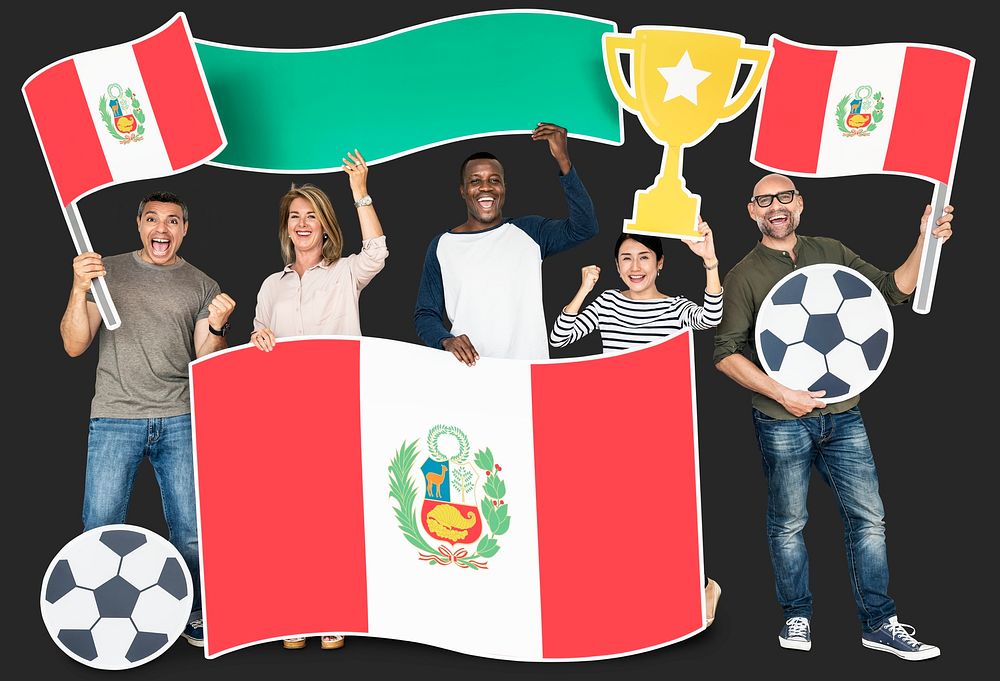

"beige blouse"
[252,235,387,338]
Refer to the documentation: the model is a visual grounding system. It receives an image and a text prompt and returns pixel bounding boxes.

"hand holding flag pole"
[64,203,121,329]
[912,182,950,315]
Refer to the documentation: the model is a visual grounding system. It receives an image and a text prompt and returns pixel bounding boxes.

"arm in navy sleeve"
[513,166,599,259]
[413,235,453,349]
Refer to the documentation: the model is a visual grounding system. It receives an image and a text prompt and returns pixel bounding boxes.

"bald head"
[752,173,797,198]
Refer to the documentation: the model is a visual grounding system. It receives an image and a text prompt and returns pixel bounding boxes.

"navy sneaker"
[862,616,940,660]
[181,619,204,647]
[779,616,812,651]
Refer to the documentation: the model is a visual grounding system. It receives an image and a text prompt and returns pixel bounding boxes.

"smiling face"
[616,238,664,298]
[136,201,187,265]
[286,196,324,258]
[459,159,506,229]
[748,174,803,243]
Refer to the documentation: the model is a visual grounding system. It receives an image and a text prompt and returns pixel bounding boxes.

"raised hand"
[531,122,571,174]
[343,149,369,200]
[207,293,236,330]
[579,265,601,294]
[682,217,718,268]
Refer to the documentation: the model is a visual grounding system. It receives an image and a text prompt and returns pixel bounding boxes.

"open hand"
[343,149,369,199]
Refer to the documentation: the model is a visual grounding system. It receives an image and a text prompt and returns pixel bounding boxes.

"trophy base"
[622,188,703,241]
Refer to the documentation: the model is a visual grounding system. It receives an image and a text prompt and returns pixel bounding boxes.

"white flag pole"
[911,181,950,315]
[63,201,121,330]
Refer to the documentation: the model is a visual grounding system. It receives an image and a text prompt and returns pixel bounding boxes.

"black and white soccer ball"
[39,524,193,670]
[755,264,894,403]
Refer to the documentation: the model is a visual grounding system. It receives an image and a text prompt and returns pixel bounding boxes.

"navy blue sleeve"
[413,234,453,349]
[512,166,599,259]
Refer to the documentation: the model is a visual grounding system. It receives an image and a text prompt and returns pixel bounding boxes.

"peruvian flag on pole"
[22,13,225,329]
[750,36,974,314]
[190,334,706,660]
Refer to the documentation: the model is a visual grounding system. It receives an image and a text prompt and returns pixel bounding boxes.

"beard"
[756,208,800,239]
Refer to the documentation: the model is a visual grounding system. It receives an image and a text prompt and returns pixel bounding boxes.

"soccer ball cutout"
[755,264,894,403]
[39,524,193,670]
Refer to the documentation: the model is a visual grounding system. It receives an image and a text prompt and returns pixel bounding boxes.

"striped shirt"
[550,289,724,353]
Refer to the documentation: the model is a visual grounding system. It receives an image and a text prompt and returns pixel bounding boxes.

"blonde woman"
[250,151,388,649]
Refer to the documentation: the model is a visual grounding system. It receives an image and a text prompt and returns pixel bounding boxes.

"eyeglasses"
[750,190,800,208]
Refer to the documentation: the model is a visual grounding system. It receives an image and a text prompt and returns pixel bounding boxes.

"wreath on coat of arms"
[389,425,510,570]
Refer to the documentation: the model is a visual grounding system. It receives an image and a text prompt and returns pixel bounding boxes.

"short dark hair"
[459,151,502,184]
[614,233,663,261]
[137,191,188,223]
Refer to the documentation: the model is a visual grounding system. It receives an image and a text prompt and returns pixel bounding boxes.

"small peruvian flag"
[22,13,225,206]
[751,36,973,185]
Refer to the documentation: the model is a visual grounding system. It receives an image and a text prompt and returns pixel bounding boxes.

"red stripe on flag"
[884,47,971,185]
[23,60,112,207]
[754,39,837,174]
[193,341,368,655]
[532,333,702,658]
[132,17,222,170]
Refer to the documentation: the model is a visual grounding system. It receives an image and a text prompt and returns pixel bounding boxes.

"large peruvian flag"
[751,36,973,184]
[22,13,225,206]
[190,334,705,660]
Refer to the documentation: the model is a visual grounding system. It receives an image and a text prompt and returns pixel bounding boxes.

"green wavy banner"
[196,11,622,172]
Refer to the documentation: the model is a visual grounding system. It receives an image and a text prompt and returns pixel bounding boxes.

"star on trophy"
[604,27,771,238]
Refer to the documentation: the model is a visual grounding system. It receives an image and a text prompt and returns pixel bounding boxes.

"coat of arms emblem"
[834,85,885,137]
[97,83,145,143]
[389,425,510,570]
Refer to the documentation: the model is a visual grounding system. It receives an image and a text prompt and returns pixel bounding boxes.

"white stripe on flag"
[359,338,543,659]
[74,44,173,182]
[816,44,906,176]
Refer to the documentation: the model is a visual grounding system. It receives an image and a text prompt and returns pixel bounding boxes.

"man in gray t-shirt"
[60,191,236,648]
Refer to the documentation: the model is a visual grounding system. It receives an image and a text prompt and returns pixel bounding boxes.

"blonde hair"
[278,183,343,266]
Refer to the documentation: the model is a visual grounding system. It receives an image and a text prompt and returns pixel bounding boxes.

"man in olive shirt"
[714,174,954,660]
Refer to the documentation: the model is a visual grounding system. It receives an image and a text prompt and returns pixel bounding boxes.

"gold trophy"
[604,28,771,238]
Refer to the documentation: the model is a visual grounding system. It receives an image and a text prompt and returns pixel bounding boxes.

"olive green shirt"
[713,234,909,419]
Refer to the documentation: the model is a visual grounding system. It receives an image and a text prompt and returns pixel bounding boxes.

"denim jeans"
[83,415,200,620]
[752,406,894,632]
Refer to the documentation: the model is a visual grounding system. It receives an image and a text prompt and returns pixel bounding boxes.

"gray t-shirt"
[87,251,220,418]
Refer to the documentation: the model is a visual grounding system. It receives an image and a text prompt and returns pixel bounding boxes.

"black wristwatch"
[208,321,231,337]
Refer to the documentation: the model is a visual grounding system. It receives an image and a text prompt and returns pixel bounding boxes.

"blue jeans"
[752,407,894,632]
[83,415,200,620]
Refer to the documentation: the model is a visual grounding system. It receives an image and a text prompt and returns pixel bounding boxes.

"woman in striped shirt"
[550,219,724,625]
[550,220,723,353]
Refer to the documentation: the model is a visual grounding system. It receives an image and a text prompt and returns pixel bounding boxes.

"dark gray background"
[8,1,991,679]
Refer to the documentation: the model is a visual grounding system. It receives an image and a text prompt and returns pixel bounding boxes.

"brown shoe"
[321,635,345,650]
[282,637,307,649]
[705,578,722,626]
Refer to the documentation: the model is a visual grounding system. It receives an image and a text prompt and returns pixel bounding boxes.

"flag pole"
[63,201,121,330]
[911,181,950,315]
